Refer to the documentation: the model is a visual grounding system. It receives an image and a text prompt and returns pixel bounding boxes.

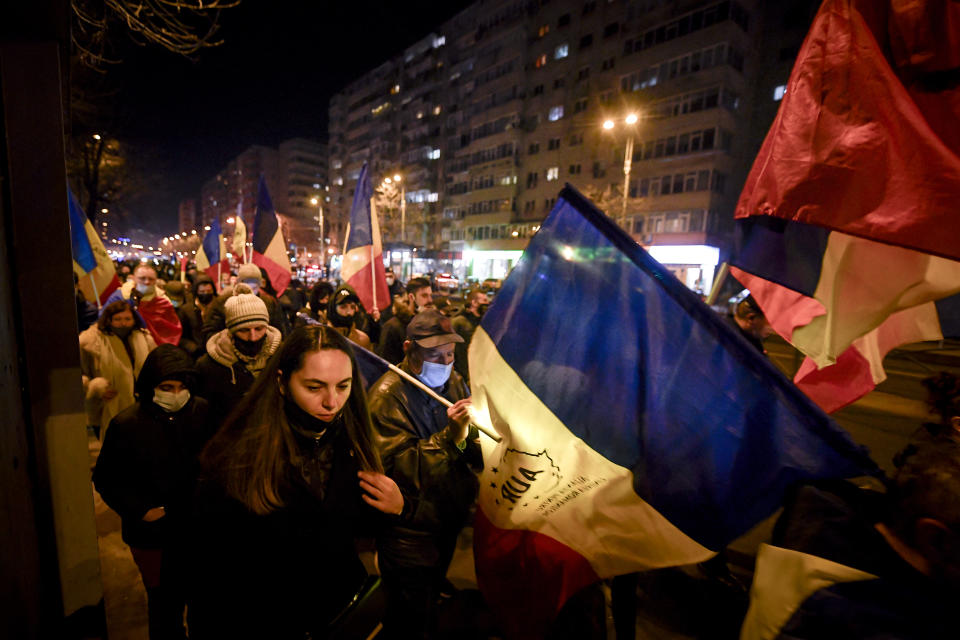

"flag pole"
[90,274,102,310]
[706,262,729,306]
[385,362,501,442]
[370,245,378,310]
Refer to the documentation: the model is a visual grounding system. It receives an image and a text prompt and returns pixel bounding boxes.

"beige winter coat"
[78,325,156,433]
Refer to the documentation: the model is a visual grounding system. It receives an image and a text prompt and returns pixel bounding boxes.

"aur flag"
[251,176,291,294]
[732,0,960,412]
[196,217,229,288]
[341,163,390,312]
[469,186,878,639]
[68,189,120,306]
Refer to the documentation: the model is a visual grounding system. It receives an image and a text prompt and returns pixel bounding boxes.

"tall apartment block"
[199,138,328,254]
[327,0,816,287]
[178,199,198,234]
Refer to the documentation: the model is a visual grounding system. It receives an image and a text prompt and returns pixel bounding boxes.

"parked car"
[433,272,459,292]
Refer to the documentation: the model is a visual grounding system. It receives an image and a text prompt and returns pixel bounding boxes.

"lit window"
[546,167,559,181]
[391,84,400,94]
[535,54,547,68]
[428,192,439,202]
[433,35,446,48]
[554,44,569,59]
[428,149,441,160]
[313,183,320,188]
[433,105,442,115]
[773,84,787,101]
[335,177,344,186]
[416,111,424,119]
[332,160,342,169]
[548,105,564,121]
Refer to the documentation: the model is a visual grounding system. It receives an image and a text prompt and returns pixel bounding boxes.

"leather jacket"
[367,361,481,570]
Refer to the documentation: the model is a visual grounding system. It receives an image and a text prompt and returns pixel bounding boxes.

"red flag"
[732,0,960,411]
[736,0,960,261]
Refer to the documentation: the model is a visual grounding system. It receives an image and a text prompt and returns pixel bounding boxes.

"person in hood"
[327,285,373,350]
[176,276,215,360]
[367,309,479,639]
[187,325,403,639]
[102,263,183,346]
[196,286,282,423]
[80,300,157,440]
[93,344,215,640]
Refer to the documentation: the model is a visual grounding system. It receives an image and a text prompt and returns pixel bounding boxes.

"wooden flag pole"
[385,362,501,442]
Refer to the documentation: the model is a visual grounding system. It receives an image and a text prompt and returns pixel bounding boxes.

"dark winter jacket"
[187,422,379,639]
[93,345,215,548]
[376,309,412,365]
[451,311,482,383]
[176,299,205,359]
[367,362,480,571]
[201,289,289,342]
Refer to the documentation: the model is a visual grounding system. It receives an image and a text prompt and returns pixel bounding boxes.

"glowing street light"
[383,177,392,184]
[101,208,109,214]
[92,133,101,141]
[601,112,642,229]
[393,174,402,182]
[226,217,235,224]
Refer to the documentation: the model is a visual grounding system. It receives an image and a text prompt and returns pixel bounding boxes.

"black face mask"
[112,325,134,339]
[284,395,341,434]
[233,335,265,357]
[197,292,215,304]
[328,309,355,329]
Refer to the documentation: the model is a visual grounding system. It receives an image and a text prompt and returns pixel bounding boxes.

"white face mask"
[153,388,191,413]
[418,360,452,388]
[135,282,155,295]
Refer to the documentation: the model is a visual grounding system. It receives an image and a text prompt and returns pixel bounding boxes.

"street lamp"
[602,112,640,229]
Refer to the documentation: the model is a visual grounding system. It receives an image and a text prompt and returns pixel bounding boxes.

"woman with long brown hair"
[187,325,403,639]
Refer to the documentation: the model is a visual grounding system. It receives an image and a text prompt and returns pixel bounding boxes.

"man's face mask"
[197,292,215,304]
[153,388,190,413]
[135,282,154,295]
[418,360,453,388]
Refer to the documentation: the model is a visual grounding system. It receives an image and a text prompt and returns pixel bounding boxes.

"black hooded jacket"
[93,345,217,548]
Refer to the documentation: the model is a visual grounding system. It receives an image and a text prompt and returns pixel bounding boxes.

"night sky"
[110,0,473,236]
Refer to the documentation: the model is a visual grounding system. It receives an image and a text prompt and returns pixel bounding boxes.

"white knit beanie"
[237,263,262,282]
[225,293,269,332]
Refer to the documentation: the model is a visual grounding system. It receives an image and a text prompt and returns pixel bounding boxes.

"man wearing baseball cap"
[196,286,282,423]
[367,308,480,638]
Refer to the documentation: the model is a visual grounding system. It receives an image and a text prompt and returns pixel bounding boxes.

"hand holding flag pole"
[384,362,501,442]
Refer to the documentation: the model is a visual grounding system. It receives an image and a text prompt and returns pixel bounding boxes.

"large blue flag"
[469,185,879,638]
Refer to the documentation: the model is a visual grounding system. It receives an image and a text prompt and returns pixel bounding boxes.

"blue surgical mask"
[418,360,452,388]
[135,282,154,295]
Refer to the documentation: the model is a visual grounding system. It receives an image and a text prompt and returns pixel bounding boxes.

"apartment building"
[199,138,328,254]
[328,0,815,287]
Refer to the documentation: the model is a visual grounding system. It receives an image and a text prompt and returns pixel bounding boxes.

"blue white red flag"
[469,185,878,638]
[341,163,390,312]
[68,188,120,306]
[731,0,960,412]
[196,217,229,289]
[251,176,291,294]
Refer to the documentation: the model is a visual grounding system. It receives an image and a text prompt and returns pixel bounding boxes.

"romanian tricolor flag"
[731,0,960,412]
[341,163,390,312]
[68,189,120,307]
[251,176,291,294]
[196,217,228,289]
[469,186,878,639]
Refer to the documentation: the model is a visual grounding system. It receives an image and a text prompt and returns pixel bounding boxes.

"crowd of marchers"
[75,261,960,640]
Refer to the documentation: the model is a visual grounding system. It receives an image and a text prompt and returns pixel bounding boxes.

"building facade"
[198,138,328,257]
[327,0,816,288]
